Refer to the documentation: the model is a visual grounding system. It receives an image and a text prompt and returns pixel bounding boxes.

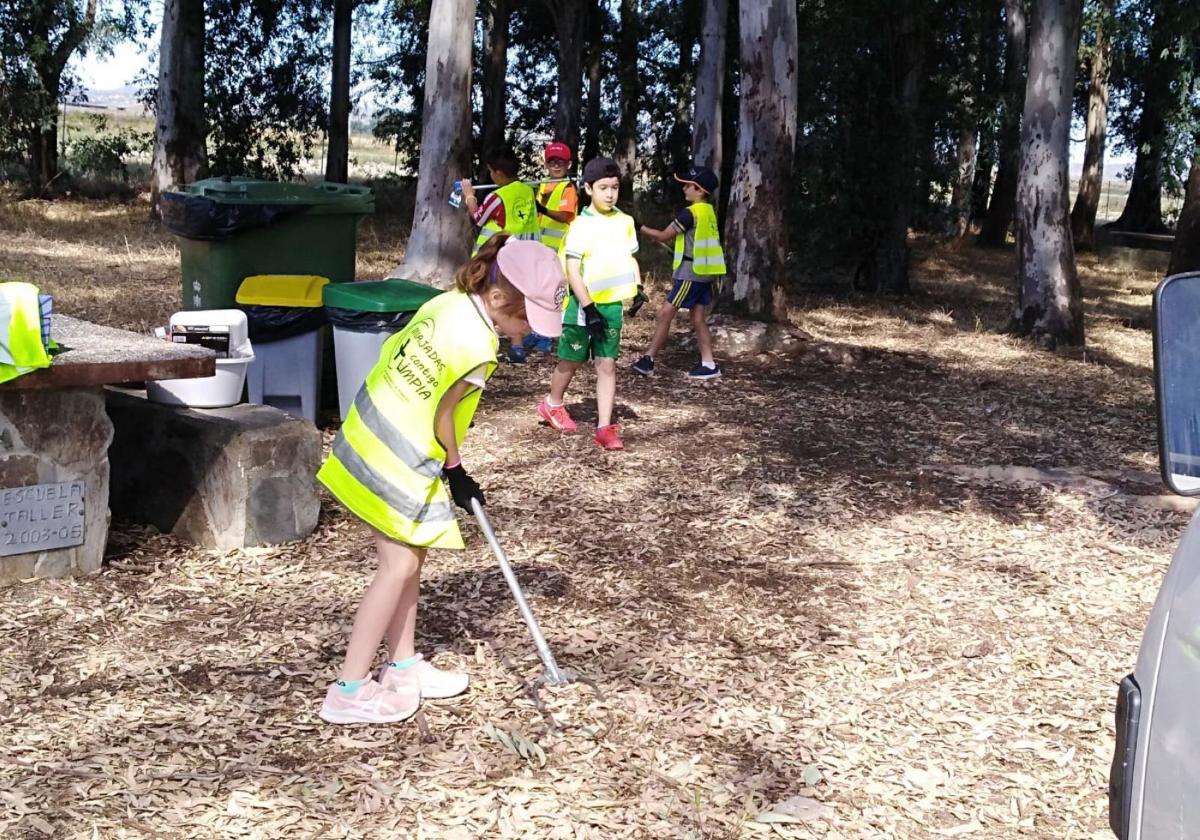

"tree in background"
[325,0,355,183]
[388,0,474,285]
[151,0,206,213]
[1169,137,1200,275]
[480,0,510,156]
[1069,0,1114,249]
[722,0,797,320]
[0,0,145,193]
[691,0,726,177]
[614,0,640,196]
[1011,0,1084,348]
[979,0,1028,247]
[543,0,587,152]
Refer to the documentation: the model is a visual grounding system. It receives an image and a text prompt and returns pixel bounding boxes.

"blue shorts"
[666,278,713,310]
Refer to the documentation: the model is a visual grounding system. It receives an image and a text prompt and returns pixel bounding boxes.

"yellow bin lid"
[236,274,330,307]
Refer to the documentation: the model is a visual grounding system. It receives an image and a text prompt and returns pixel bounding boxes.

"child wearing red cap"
[316,235,567,725]
[632,165,726,380]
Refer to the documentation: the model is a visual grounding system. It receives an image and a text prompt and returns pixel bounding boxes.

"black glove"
[627,287,649,317]
[536,201,550,215]
[583,303,607,344]
[443,463,484,511]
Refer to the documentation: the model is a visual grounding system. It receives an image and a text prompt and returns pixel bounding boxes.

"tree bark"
[151,0,208,214]
[668,2,698,177]
[325,0,353,183]
[970,0,1004,222]
[388,0,475,286]
[692,0,727,175]
[481,0,510,156]
[547,0,587,151]
[951,0,983,240]
[1011,0,1084,349]
[1069,5,1111,248]
[1168,141,1200,276]
[720,0,797,321]
[952,126,979,239]
[980,0,1028,246]
[615,0,639,196]
[1111,4,1176,234]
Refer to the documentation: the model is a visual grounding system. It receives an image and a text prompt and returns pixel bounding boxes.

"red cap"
[544,142,572,162]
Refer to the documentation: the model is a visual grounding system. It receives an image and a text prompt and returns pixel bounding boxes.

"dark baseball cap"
[582,157,621,185]
[675,165,719,194]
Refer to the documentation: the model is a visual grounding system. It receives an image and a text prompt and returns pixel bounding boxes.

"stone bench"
[0,315,214,584]
[106,392,321,550]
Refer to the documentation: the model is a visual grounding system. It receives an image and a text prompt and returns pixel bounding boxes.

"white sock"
[546,397,564,408]
[701,356,714,367]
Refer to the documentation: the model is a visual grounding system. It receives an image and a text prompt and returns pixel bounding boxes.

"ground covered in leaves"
[0,194,1185,838]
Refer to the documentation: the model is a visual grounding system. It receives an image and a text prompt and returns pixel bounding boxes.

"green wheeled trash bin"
[159,178,374,310]
[324,280,442,420]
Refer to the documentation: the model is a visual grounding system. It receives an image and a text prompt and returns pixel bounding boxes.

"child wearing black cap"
[632,165,725,380]
[537,157,641,450]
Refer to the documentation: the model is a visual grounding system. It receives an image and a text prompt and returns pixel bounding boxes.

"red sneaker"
[594,424,624,450]
[537,400,577,432]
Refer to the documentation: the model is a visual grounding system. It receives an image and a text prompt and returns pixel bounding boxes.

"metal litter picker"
[470,498,599,702]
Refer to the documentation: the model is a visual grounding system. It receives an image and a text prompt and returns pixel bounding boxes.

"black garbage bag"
[326,307,415,334]
[240,305,328,344]
[159,192,313,241]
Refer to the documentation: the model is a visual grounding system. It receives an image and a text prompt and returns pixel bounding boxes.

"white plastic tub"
[147,353,255,408]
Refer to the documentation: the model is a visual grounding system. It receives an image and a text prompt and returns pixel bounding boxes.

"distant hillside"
[73,86,146,112]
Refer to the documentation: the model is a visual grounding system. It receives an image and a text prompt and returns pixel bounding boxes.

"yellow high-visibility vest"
[561,207,639,304]
[0,282,51,384]
[317,291,498,549]
[537,181,571,251]
[673,201,726,276]
[473,181,540,255]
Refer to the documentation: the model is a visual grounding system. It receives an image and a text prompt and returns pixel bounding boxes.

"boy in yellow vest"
[460,146,539,257]
[631,165,725,380]
[522,141,580,356]
[537,157,641,450]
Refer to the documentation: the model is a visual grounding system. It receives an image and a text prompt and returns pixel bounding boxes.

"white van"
[1108,270,1200,839]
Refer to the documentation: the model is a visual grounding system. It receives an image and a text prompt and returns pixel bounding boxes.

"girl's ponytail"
[456,233,512,294]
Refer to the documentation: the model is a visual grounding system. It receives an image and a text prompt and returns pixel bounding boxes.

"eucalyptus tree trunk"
[546,0,587,152]
[387,0,475,286]
[151,0,207,214]
[951,0,984,240]
[481,0,510,156]
[668,3,698,176]
[692,0,727,175]
[1168,142,1200,276]
[721,0,797,321]
[583,0,603,163]
[615,0,639,196]
[1069,4,1112,248]
[1011,0,1084,349]
[325,0,353,183]
[980,0,1028,246]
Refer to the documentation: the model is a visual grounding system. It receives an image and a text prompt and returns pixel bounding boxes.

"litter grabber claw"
[470,498,601,712]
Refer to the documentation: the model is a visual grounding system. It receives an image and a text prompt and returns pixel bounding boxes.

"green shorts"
[558,299,624,362]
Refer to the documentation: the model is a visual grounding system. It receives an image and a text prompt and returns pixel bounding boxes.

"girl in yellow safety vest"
[316,235,567,725]
[631,165,726,381]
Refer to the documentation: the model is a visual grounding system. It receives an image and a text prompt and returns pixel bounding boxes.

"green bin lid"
[178,177,374,215]
[323,279,441,313]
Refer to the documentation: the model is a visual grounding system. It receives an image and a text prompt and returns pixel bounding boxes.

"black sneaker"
[631,355,654,376]
[687,362,721,380]
[507,344,528,363]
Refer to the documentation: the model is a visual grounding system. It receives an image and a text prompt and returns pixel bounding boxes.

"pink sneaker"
[537,400,577,432]
[594,424,624,450]
[380,654,470,700]
[319,677,419,724]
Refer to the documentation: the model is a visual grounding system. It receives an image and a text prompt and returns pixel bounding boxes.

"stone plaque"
[0,481,86,556]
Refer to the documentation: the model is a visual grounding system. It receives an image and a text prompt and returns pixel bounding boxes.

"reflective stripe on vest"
[317,292,498,548]
[537,181,571,250]
[566,209,639,304]
[673,202,726,276]
[0,282,52,384]
[473,181,540,255]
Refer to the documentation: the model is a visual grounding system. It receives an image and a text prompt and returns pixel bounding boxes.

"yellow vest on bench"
[0,282,51,384]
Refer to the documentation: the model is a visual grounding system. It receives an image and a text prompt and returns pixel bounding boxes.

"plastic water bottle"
[448,180,463,208]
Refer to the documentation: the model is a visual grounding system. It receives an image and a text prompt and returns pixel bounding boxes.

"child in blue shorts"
[631,165,726,380]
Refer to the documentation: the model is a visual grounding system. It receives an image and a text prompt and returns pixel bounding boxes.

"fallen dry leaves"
[0,196,1183,838]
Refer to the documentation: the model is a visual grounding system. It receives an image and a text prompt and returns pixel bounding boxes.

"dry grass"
[0,192,1180,839]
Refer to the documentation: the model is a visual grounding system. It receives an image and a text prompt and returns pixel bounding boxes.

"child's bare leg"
[383,541,426,662]
[338,535,425,681]
[691,303,715,364]
[548,360,580,405]
[595,356,617,427]
[646,302,678,358]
